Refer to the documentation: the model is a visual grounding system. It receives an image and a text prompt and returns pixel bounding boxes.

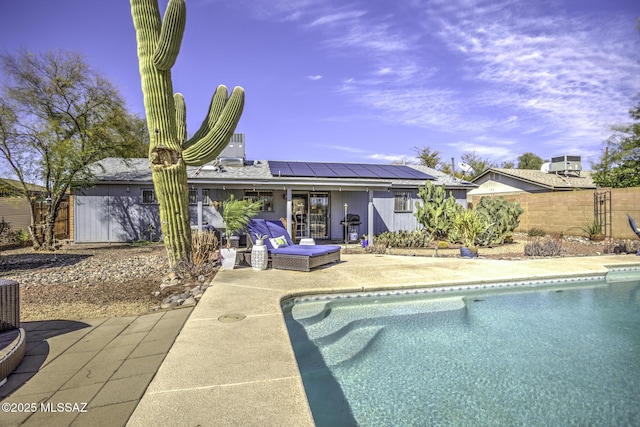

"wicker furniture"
[0,279,26,385]
[247,219,341,272]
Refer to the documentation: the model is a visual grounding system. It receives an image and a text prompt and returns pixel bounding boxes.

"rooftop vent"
[549,155,581,176]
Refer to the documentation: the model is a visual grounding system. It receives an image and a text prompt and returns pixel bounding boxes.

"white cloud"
[308,75,323,80]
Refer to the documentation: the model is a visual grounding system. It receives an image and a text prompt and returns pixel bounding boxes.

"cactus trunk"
[131,0,244,268]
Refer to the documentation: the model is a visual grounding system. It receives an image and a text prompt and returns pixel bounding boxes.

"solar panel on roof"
[268,161,434,180]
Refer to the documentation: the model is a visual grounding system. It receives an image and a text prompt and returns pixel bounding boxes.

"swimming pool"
[283,270,640,426]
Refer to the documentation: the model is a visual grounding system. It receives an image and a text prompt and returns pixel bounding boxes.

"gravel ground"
[0,235,636,322]
[0,243,177,321]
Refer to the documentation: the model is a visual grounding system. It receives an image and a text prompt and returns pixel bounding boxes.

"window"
[394,191,412,212]
[142,189,157,204]
[202,189,212,205]
[188,189,198,205]
[244,191,274,212]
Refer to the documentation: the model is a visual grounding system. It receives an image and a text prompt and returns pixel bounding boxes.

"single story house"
[468,166,596,201]
[74,136,475,243]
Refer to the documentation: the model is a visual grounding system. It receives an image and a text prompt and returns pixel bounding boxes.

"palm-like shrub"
[221,195,262,247]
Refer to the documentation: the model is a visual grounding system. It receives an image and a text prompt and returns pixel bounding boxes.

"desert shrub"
[449,209,488,248]
[414,181,462,239]
[192,230,219,265]
[0,217,10,238]
[365,242,388,254]
[0,218,31,247]
[375,229,433,248]
[436,241,449,249]
[175,230,220,278]
[475,196,524,246]
[524,237,563,257]
[604,239,638,255]
[528,227,546,237]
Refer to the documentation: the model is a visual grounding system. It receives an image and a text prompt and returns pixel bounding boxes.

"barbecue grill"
[340,214,361,242]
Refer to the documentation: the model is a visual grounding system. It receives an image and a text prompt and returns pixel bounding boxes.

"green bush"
[414,182,462,239]
[375,229,434,248]
[475,196,524,246]
[527,227,546,237]
[449,209,489,248]
[436,241,449,249]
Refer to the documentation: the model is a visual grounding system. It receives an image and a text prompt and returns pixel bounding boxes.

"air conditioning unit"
[549,155,582,174]
[217,133,245,167]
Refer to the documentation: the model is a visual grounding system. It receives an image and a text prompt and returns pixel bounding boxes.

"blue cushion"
[266,220,295,246]
[247,219,276,250]
[271,245,341,257]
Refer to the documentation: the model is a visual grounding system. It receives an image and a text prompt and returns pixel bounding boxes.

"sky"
[1,0,639,169]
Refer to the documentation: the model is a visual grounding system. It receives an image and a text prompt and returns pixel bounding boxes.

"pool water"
[283,276,640,426]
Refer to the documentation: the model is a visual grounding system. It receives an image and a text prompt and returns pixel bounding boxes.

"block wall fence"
[471,187,640,240]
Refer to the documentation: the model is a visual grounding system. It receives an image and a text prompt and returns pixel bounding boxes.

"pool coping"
[127,254,640,427]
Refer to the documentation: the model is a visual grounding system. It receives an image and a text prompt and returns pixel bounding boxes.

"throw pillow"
[269,235,289,249]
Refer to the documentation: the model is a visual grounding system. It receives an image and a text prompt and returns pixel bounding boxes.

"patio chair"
[628,214,640,239]
[247,219,341,271]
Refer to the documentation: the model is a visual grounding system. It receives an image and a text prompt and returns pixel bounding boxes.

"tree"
[412,146,441,168]
[0,49,148,250]
[130,0,244,268]
[459,151,496,180]
[516,152,544,170]
[500,160,515,169]
[592,100,640,188]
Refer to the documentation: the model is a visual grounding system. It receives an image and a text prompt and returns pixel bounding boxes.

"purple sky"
[1,0,639,168]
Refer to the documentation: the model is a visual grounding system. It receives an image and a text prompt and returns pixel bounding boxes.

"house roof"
[89,158,475,190]
[0,178,46,195]
[471,168,597,190]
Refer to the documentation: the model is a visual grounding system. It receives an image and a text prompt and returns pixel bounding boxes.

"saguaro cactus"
[131,0,244,267]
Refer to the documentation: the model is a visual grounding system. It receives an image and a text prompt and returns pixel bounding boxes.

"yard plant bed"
[0,235,636,321]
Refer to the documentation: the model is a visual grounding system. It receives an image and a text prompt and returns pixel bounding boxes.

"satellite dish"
[540,162,550,173]
[457,162,473,173]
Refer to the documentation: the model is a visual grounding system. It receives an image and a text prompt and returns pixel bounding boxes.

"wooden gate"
[34,201,69,239]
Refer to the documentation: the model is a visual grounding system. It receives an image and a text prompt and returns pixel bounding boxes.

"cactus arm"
[174,93,186,145]
[153,0,186,71]
[182,85,229,150]
[182,86,245,166]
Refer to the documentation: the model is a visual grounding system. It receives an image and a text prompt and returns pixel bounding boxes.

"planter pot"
[220,248,237,270]
[229,235,240,248]
[460,247,478,258]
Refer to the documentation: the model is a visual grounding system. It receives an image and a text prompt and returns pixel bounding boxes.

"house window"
[142,189,157,204]
[202,189,212,205]
[394,191,412,212]
[188,189,198,205]
[245,191,274,212]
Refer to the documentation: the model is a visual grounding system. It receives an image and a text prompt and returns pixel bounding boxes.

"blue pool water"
[283,273,640,426]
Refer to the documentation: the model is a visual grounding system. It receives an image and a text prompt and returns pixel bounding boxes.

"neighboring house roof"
[0,178,46,196]
[471,168,596,191]
[88,158,476,190]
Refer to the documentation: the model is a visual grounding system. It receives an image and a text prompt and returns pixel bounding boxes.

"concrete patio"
[128,252,640,426]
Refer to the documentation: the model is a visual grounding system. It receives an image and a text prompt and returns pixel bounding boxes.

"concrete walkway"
[0,307,192,427]
[128,253,640,426]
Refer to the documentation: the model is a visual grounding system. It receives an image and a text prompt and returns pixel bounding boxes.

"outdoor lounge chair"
[628,214,640,239]
[247,219,341,271]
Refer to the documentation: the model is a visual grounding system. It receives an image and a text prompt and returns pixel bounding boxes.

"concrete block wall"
[471,187,640,240]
